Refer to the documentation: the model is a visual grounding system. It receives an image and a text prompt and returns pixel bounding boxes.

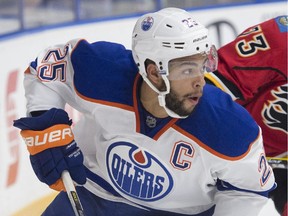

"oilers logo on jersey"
[106,141,173,201]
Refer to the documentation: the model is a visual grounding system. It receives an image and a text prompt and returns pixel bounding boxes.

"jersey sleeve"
[213,190,268,216]
[210,130,276,215]
[205,16,288,105]
[23,38,84,115]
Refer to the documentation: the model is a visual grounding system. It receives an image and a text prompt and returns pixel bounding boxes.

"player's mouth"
[185,93,202,106]
[187,96,200,105]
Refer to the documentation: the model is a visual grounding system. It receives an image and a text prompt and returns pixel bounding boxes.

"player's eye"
[182,69,194,75]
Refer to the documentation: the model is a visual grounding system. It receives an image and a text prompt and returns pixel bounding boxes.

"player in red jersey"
[205,15,288,216]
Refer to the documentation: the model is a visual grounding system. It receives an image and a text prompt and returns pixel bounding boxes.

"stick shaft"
[62,170,85,216]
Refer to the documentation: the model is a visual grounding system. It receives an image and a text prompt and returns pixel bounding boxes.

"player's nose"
[192,75,205,89]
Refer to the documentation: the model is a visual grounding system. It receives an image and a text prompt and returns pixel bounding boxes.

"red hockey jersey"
[205,16,288,157]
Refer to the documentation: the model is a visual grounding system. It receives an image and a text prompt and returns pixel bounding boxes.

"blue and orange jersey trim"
[173,124,260,160]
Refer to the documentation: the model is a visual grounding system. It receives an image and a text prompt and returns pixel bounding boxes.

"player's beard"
[159,82,196,117]
[166,90,194,117]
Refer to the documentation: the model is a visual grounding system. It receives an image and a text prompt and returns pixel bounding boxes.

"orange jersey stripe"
[133,74,141,132]
[153,119,178,141]
[24,67,31,74]
[74,86,134,112]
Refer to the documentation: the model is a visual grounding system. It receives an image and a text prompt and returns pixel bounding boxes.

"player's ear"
[146,62,162,85]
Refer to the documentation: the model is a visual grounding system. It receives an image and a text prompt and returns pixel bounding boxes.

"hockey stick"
[267,157,288,169]
[62,170,85,216]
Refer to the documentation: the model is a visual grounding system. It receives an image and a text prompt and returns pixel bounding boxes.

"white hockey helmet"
[132,7,217,118]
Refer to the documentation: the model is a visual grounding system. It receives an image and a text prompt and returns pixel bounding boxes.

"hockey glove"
[13,108,86,191]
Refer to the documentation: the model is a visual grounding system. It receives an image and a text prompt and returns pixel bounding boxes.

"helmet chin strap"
[142,73,188,119]
[158,93,188,119]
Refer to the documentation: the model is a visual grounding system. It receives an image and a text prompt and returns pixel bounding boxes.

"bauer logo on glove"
[13,108,87,191]
[21,124,74,155]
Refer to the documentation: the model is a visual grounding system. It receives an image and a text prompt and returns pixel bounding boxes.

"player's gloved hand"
[13,108,86,191]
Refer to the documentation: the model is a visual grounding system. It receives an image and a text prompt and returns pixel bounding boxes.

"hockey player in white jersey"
[14,8,275,216]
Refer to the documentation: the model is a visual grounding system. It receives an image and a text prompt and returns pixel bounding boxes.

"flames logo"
[262,84,288,133]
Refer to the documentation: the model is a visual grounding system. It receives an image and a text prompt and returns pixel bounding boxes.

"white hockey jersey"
[23,39,276,215]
